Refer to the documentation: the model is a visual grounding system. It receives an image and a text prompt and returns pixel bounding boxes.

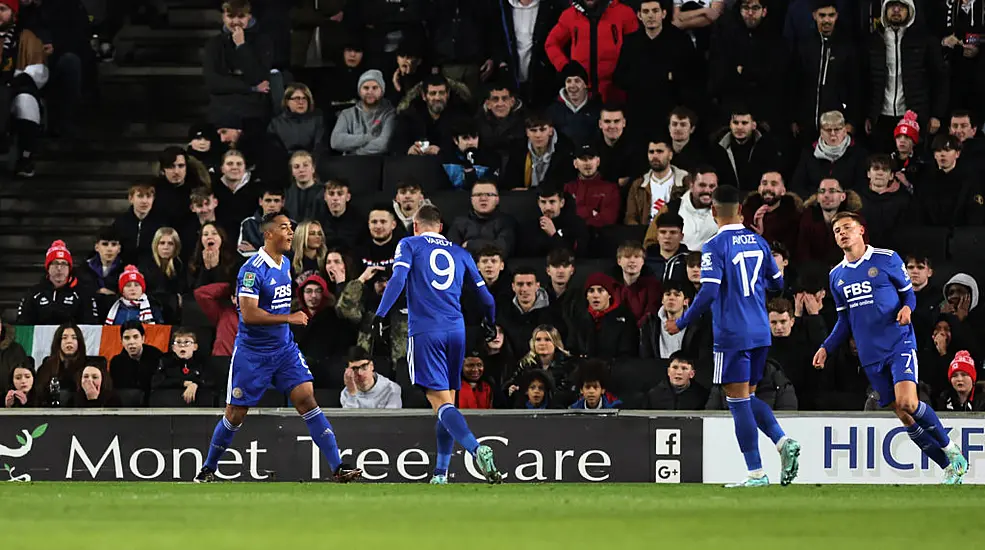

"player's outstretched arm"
[374,265,409,319]
[240,296,308,326]
[820,309,850,356]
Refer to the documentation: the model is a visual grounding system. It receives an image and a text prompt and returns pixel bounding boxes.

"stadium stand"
[1,0,984,415]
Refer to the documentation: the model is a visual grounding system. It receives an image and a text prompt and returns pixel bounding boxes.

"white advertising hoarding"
[703,417,985,484]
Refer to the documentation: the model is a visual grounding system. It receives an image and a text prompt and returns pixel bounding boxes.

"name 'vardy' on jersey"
[829,246,915,367]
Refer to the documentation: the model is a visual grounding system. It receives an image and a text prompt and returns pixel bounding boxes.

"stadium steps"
[0,21,209,321]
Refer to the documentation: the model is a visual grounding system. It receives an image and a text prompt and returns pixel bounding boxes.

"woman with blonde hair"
[291,220,328,286]
[503,325,575,404]
[140,227,186,323]
[269,82,326,158]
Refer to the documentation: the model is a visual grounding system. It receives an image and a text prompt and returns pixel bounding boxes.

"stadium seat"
[117,389,145,408]
[314,388,342,409]
[429,191,471,225]
[498,191,540,229]
[948,226,985,270]
[571,259,610,291]
[372,355,394,379]
[619,391,645,410]
[609,358,665,395]
[352,190,395,216]
[179,295,214,329]
[592,225,647,259]
[319,155,385,197]
[890,225,948,264]
[382,156,451,196]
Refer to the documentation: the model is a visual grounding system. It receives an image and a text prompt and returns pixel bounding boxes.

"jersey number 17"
[732,250,763,297]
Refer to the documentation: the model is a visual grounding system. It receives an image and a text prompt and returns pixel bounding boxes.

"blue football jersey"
[389,232,488,336]
[828,246,915,367]
[684,223,782,350]
[235,248,294,352]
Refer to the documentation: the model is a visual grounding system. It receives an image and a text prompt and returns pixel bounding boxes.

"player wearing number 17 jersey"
[813,212,968,484]
[667,186,800,488]
[373,205,502,485]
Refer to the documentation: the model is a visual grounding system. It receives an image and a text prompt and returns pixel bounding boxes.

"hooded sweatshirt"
[340,373,403,409]
[943,274,979,311]
[879,0,917,116]
[330,99,397,155]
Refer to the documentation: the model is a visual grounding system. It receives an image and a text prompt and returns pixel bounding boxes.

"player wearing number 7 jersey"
[373,204,503,485]
[666,185,800,488]
[814,212,968,484]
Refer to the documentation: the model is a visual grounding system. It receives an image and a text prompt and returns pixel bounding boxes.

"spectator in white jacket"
[330,69,396,155]
[340,346,402,409]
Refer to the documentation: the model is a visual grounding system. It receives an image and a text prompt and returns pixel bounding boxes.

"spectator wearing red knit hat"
[937,351,985,411]
[15,240,99,325]
[568,272,638,359]
[889,110,927,190]
[104,265,163,325]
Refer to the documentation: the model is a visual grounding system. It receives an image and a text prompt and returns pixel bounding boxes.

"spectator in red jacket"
[612,241,663,324]
[457,351,497,410]
[563,143,621,228]
[193,282,238,356]
[742,171,803,259]
[545,0,639,102]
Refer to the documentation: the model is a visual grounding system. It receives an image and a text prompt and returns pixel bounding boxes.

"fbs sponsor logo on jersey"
[654,429,681,484]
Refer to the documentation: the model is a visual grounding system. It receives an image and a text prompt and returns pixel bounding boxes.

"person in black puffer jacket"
[645,353,709,411]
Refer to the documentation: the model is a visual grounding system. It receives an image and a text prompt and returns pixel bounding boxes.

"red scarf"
[588,300,619,327]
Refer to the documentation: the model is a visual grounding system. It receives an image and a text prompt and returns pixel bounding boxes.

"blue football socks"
[750,396,786,444]
[434,420,454,476]
[727,396,763,475]
[204,416,240,471]
[302,407,343,473]
[437,403,480,455]
[912,402,952,449]
[906,424,949,469]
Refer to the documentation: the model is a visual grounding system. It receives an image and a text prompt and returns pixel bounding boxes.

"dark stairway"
[0,1,218,320]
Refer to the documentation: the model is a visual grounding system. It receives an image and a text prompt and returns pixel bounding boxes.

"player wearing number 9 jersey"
[374,204,503,485]
[670,185,800,488]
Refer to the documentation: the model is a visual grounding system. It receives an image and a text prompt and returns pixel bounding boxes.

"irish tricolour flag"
[13,325,173,368]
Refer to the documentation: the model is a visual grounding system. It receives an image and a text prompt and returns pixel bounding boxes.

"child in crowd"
[105,266,164,325]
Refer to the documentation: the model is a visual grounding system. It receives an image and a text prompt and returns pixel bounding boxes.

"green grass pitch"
[0,483,981,549]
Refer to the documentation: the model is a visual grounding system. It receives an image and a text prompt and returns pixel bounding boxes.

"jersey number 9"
[732,250,763,297]
[429,249,455,290]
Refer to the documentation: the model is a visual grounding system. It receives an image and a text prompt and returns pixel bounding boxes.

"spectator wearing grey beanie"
[330,69,397,156]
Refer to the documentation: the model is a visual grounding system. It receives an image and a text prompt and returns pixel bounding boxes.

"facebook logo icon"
[655,429,681,456]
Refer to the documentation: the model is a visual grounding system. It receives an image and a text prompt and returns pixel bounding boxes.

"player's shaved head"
[261,212,288,233]
[712,185,741,218]
[414,204,443,234]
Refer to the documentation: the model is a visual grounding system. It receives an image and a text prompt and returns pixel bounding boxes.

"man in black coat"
[448,179,518,257]
[645,352,709,410]
[791,0,862,137]
[912,134,985,227]
[865,0,947,153]
[767,296,826,411]
[613,1,699,135]
[856,154,910,248]
[708,0,791,130]
[492,0,565,109]
[393,74,471,155]
[709,106,783,192]
[109,321,165,399]
[203,1,274,127]
[503,113,576,190]
[426,0,500,94]
[519,186,591,257]
[568,272,638,359]
[16,240,99,326]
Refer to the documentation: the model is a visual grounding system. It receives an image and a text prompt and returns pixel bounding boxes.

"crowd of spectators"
[4,0,985,412]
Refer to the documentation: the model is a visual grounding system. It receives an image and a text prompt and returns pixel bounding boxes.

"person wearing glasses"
[150,328,215,407]
[793,110,869,194]
[796,176,862,265]
[448,179,518,257]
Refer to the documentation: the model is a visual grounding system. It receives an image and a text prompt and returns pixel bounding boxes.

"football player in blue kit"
[194,213,361,483]
[814,212,968,484]
[373,204,502,484]
[667,185,801,487]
